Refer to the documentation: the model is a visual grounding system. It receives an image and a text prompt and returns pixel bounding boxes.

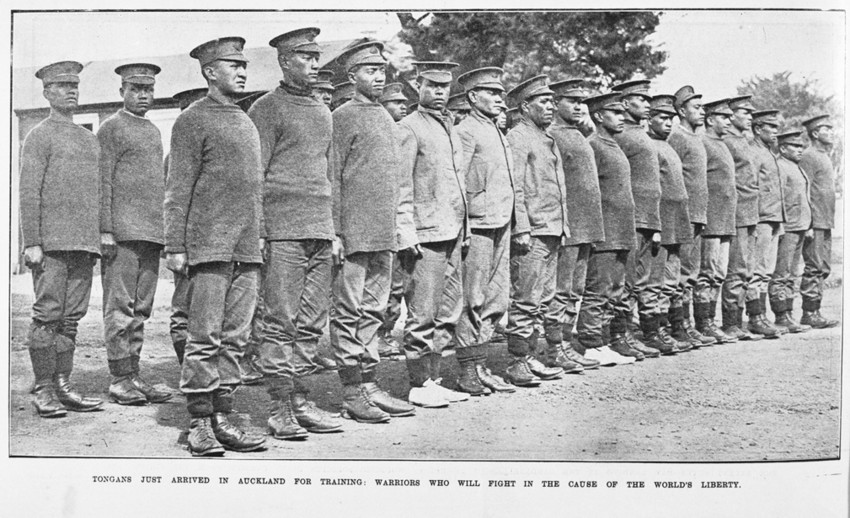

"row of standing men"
[19,29,838,457]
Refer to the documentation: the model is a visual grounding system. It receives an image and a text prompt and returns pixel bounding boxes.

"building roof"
[13,39,357,112]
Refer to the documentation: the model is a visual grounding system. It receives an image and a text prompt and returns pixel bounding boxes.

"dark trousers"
[402,237,463,360]
[258,239,332,379]
[801,229,832,309]
[170,271,189,355]
[455,224,510,348]
[101,240,161,375]
[379,253,407,334]
[575,249,630,348]
[31,251,94,344]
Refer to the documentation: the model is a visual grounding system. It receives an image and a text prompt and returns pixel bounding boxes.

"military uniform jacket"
[777,156,812,232]
[19,113,101,255]
[723,128,759,227]
[701,133,737,237]
[751,137,784,223]
[799,147,835,230]
[164,96,263,265]
[398,107,468,246]
[588,132,635,252]
[649,132,692,245]
[613,120,662,231]
[456,109,517,230]
[549,116,605,246]
[667,124,708,225]
[506,118,570,238]
[97,109,165,245]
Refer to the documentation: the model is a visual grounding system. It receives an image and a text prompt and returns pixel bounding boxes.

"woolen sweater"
[751,136,784,224]
[777,156,812,232]
[588,132,635,252]
[19,113,101,254]
[701,133,737,237]
[668,124,708,226]
[97,109,165,244]
[164,96,263,265]
[723,128,759,227]
[248,85,334,241]
[649,132,691,245]
[799,147,835,230]
[613,120,662,231]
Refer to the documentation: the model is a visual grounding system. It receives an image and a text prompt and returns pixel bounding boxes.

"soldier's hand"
[651,231,661,255]
[23,245,44,272]
[332,236,345,266]
[165,252,188,275]
[805,229,814,239]
[512,232,531,253]
[398,244,422,271]
[100,232,117,260]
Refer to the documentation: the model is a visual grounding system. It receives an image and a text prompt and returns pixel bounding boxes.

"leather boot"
[542,328,582,374]
[455,346,489,395]
[721,305,759,341]
[28,346,66,418]
[109,375,148,405]
[695,302,736,344]
[658,314,691,352]
[774,299,810,333]
[54,351,104,412]
[525,353,563,380]
[504,356,541,387]
[609,334,645,360]
[475,362,516,393]
[187,416,225,457]
[268,397,309,439]
[291,392,344,432]
[638,317,674,355]
[211,412,266,452]
[561,341,600,370]
[129,356,173,403]
[746,296,780,339]
[362,381,416,416]
[668,306,702,349]
[341,384,391,423]
[683,303,716,345]
[801,309,839,329]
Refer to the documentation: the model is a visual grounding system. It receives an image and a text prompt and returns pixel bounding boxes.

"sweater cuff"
[164,245,186,254]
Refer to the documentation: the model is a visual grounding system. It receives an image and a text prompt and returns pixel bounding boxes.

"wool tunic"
[723,128,759,227]
[588,132,635,252]
[164,96,263,265]
[667,124,708,225]
[799,147,835,230]
[649,132,691,245]
[750,137,784,224]
[97,109,165,244]
[701,133,737,237]
[777,156,812,232]
[613,120,662,231]
[19,113,101,254]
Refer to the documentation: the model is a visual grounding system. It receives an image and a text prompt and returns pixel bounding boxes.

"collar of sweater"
[418,105,453,132]
[470,109,498,126]
[647,130,669,142]
[279,80,313,97]
[550,114,579,130]
[519,116,551,137]
[121,108,148,120]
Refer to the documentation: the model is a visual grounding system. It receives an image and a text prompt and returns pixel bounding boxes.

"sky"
[10,8,846,104]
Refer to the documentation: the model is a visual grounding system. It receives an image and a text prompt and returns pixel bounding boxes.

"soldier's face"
[495,109,507,130]
[469,88,504,118]
[43,82,79,111]
[419,79,450,111]
[120,82,154,116]
[283,51,320,87]
[648,112,674,139]
[754,123,779,146]
[596,108,625,134]
[780,143,803,162]
[349,65,386,101]
[382,100,407,122]
[207,60,247,97]
[813,125,834,145]
[313,88,333,107]
[556,96,584,124]
[679,98,704,127]
[731,108,753,131]
[624,94,650,120]
[707,114,732,136]
[524,94,554,127]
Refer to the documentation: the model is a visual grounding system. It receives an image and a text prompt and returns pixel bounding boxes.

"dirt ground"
[8,271,842,462]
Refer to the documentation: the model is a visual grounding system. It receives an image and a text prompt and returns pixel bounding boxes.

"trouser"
[769,230,806,306]
[505,235,560,353]
[455,224,510,349]
[575,249,630,349]
[402,237,464,360]
[330,250,392,383]
[379,253,407,334]
[29,250,95,346]
[752,222,781,297]
[722,225,759,314]
[801,229,832,310]
[679,223,703,308]
[661,245,682,313]
[170,270,189,362]
[547,242,591,333]
[181,261,260,417]
[101,240,161,376]
[627,229,665,324]
[258,239,331,381]
[694,236,731,304]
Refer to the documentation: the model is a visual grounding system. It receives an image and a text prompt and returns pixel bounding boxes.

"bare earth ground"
[8,272,842,461]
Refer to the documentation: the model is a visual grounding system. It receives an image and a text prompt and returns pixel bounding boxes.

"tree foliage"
[396,11,667,91]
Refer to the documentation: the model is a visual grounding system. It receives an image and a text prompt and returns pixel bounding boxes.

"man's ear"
[591,111,603,124]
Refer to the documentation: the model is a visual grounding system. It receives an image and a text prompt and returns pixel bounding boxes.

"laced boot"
[291,392,344,432]
[475,362,516,393]
[683,303,716,345]
[54,350,104,412]
[109,375,148,405]
[504,356,541,387]
[773,299,809,333]
[268,383,309,439]
[668,306,702,349]
[723,304,761,341]
[637,317,674,356]
[523,330,562,379]
[187,416,225,457]
[341,383,391,421]
[542,328,582,373]
[455,346,489,395]
[28,344,66,418]
[130,355,173,403]
[695,302,736,344]
[560,340,600,370]
[658,314,691,352]
[800,298,839,329]
[746,296,780,339]
[362,379,416,416]
[211,412,266,452]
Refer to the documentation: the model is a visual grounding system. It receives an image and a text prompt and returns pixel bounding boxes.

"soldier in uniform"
[98,63,172,405]
[546,78,604,371]
[331,82,355,111]
[19,61,105,418]
[721,96,780,339]
[646,95,695,351]
[768,129,812,333]
[247,28,343,439]
[667,86,716,347]
[447,92,472,125]
[379,82,409,122]
[331,40,417,422]
[451,67,521,394]
[750,110,787,331]
[693,99,738,343]
[575,92,637,367]
[503,75,570,382]
[397,61,471,407]
[165,37,266,456]
[312,68,335,108]
[798,114,839,328]
[611,80,680,358]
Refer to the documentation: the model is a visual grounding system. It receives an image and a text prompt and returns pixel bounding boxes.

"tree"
[396,11,667,91]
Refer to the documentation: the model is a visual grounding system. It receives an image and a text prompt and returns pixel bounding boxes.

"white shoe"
[585,346,635,366]
[432,378,470,402]
[408,380,450,408]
